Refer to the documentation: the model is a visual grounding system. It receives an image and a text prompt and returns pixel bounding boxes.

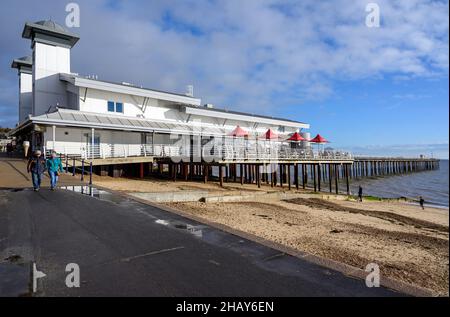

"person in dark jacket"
[27,150,46,191]
[419,196,425,210]
[358,186,363,202]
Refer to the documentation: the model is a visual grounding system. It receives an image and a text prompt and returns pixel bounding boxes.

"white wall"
[79,87,299,137]
[19,72,32,123]
[33,42,70,116]
[44,126,142,157]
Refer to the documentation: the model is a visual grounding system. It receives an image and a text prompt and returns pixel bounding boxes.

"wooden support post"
[140,162,144,179]
[271,167,274,187]
[294,163,299,190]
[280,164,283,187]
[287,164,291,190]
[219,165,223,187]
[304,164,308,186]
[313,164,317,192]
[273,169,277,187]
[317,164,321,192]
[240,164,244,185]
[244,164,248,183]
[203,164,208,183]
[257,165,261,188]
[302,164,306,189]
[328,164,332,193]
[335,164,339,194]
[345,164,350,195]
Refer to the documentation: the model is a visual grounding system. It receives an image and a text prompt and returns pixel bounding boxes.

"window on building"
[107,101,115,112]
[107,101,124,113]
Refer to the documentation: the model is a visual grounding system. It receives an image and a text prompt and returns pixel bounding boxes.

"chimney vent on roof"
[186,85,194,97]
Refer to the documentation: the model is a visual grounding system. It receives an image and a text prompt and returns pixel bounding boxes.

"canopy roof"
[229,125,249,137]
[11,108,229,137]
[309,134,329,143]
[287,132,305,141]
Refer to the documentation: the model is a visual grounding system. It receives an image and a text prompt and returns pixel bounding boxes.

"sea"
[348,159,449,208]
[211,160,449,208]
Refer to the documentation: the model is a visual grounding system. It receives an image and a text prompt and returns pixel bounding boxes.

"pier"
[68,155,438,196]
[48,139,440,196]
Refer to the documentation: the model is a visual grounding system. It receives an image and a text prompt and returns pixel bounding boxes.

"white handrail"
[45,142,353,161]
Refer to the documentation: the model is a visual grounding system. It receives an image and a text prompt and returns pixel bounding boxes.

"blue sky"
[0,0,448,158]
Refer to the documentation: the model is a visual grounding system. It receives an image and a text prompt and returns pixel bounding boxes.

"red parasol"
[263,129,279,140]
[229,125,249,137]
[287,132,306,142]
[309,134,329,143]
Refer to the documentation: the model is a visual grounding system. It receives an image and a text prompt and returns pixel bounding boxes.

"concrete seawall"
[129,189,351,203]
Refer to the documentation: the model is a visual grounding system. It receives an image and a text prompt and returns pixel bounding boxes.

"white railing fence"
[45,141,353,161]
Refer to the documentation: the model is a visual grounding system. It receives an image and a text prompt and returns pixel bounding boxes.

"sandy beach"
[93,175,449,296]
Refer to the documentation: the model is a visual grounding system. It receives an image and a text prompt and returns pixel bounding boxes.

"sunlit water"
[211,160,449,208]
[348,160,449,208]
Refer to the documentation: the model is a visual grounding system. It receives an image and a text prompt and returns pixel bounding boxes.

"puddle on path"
[155,218,204,238]
[0,260,31,296]
[60,185,125,204]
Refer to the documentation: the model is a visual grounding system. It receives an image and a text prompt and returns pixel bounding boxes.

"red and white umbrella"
[309,134,329,152]
[229,125,249,137]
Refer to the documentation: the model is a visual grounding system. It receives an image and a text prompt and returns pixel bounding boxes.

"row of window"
[108,101,123,113]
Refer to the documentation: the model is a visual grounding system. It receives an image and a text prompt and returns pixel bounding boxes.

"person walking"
[27,150,46,191]
[419,196,425,210]
[358,185,363,202]
[46,151,64,190]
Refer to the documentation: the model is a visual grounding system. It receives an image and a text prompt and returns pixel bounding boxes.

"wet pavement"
[0,186,404,296]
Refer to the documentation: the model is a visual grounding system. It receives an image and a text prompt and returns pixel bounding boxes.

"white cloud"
[70,0,448,110]
[0,0,448,123]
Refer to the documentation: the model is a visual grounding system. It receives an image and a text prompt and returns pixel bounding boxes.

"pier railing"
[46,142,353,162]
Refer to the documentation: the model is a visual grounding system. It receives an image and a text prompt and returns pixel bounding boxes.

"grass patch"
[364,195,383,201]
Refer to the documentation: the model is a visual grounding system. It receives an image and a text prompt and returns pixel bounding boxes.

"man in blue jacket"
[27,150,46,191]
[46,151,64,190]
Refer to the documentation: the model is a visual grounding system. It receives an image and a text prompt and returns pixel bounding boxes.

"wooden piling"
[287,164,291,190]
[334,164,339,194]
[317,164,321,192]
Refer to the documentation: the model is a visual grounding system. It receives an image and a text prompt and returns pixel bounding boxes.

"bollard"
[72,157,76,176]
[89,162,93,185]
[81,160,85,181]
